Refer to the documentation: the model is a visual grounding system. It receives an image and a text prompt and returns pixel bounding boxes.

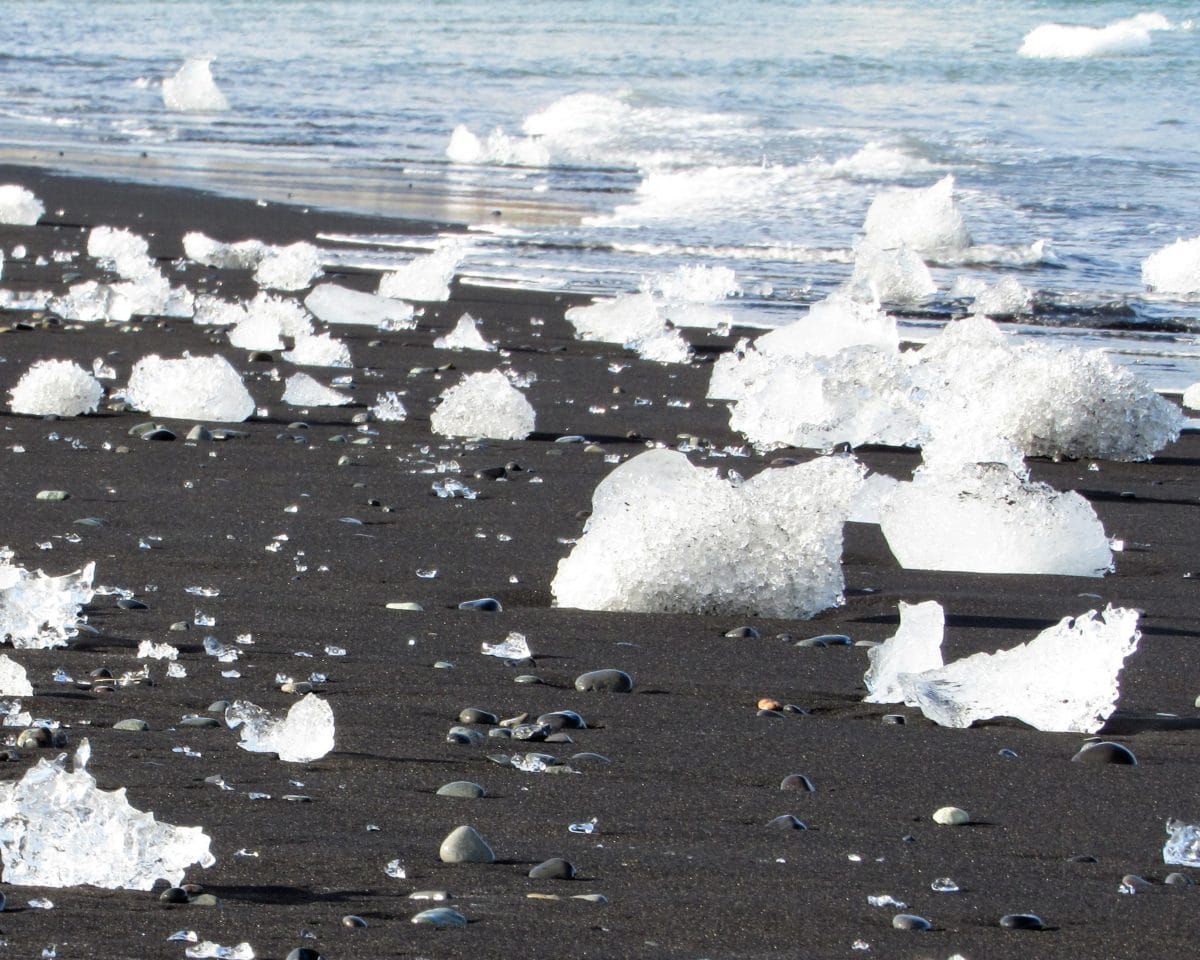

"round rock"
[723,625,760,639]
[436,780,486,799]
[113,719,150,732]
[458,707,498,725]
[528,857,576,880]
[574,669,633,693]
[932,806,970,826]
[892,914,932,931]
[999,913,1045,930]
[766,814,807,830]
[1071,741,1137,765]
[780,774,815,792]
[285,949,324,960]
[412,907,467,927]
[439,825,495,864]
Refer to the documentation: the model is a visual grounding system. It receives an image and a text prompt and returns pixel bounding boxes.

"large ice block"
[377,242,461,302]
[863,601,945,704]
[304,284,415,330]
[0,185,44,225]
[430,369,535,440]
[0,556,95,649]
[122,354,255,422]
[1142,236,1200,295]
[162,57,229,113]
[862,175,971,256]
[9,359,103,417]
[564,292,690,363]
[225,694,335,763]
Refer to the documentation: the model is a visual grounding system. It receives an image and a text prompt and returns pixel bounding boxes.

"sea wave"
[1018,12,1175,60]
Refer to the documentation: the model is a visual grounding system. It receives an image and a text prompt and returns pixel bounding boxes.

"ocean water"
[2,0,1199,386]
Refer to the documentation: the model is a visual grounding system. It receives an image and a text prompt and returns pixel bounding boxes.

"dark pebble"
[458,597,502,611]
[117,598,148,610]
[342,914,368,927]
[1067,854,1097,863]
[881,714,907,725]
[999,913,1045,930]
[766,814,807,829]
[179,716,222,728]
[780,774,815,792]
[757,708,786,718]
[1165,872,1191,886]
[529,857,576,880]
[446,726,485,745]
[537,710,586,730]
[796,633,852,648]
[1071,741,1137,765]
[141,428,176,441]
[285,950,324,960]
[999,748,1019,758]
[458,707,498,725]
[892,914,932,931]
[574,668,634,693]
[159,887,189,903]
[723,626,760,639]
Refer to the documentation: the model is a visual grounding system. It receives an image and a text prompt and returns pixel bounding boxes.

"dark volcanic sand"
[0,166,1197,959]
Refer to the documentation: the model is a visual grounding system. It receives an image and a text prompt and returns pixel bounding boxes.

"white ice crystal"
[0,654,33,697]
[898,605,1140,733]
[565,292,690,362]
[552,449,864,618]
[183,233,267,270]
[226,293,313,352]
[136,640,179,661]
[643,264,740,303]
[10,359,103,417]
[1142,236,1200,296]
[972,276,1032,317]
[162,57,229,113]
[433,313,496,352]
[849,241,936,303]
[370,392,407,421]
[304,283,416,329]
[430,369,535,440]
[0,746,215,889]
[123,354,255,422]
[864,601,945,704]
[87,226,155,281]
[862,175,971,257]
[377,242,461,302]
[879,462,1113,577]
[1184,382,1200,411]
[0,557,95,649]
[225,693,335,763]
[0,185,44,225]
[482,631,532,659]
[253,241,322,291]
[281,372,353,407]
[282,331,352,368]
[51,271,192,323]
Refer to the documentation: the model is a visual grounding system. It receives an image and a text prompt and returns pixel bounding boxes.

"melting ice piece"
[9,360,103,417]
[225,693,335,763]
[552,449,864,618]
[862,175,971,257]
[1184,382,1200,411]
[0,654,33,696]
[643,264,740,303]
[972,277,1032,318]
[848,471,901,525]
[183,942,254,960]
[0,747,214,888]
[183,233,267,270]
[282,331,352,368]
[863,601,945,704]
[433,313,497,352]
[482,631,532,659]
[370,392,407,422]
[51,271,192,323]
[848,241,936,304]
[0,185,44,225]
[564,293,690,363]
[897,605,1140,733]
[1164,819,1200,867]
[1142,237,1200,296]
[880,463,1112,577]
[162,57,229,113]
[136,640,178,661]
[123,355,254,422]
[377,241,461,302]
[282,372,353,407]
[227,293,313,352]
[87,226,156,281]
[430,369,535,440]
[253,241,322,291]
[304,283,416,329]
[0,558,95,649]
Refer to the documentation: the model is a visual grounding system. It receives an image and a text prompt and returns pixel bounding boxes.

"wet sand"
[0,165,1198,959]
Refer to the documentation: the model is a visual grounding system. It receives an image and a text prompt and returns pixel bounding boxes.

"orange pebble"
[757,697,782,711]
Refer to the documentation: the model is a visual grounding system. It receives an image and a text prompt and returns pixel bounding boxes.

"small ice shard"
[162,57,229,113]
[1142,236,1200,296]
[184,943,254,960]
[0,748,214,889]
[0,557,95,649]
[282,372,354,407]
[863,601,945,704]
[564,292,690,363]
[9,360,103,417]
[482,631,531,659]
[430,369,535,440]
[552,449,864,618]
[433,313,497,352]
[0,654,33,697]
[972,277,1032,318]
[123,355,254,422]
[282,330,352,368]
[897,605,1140,733]
[1164,819,1200,867]
[370,392,407,421]
[377,241,461,302]
[136,640,178,661]
[880,463,1112,577]
[225,693,335,762]
[0,185,44,225]
[183,233,267,270]
[253,241,322,291]
[862,174,971,257]
[304,283,416,329]
[644,264,740,303]
[848,241,936,303]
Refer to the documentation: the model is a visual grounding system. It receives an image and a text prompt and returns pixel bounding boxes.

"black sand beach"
[0,165,1197,959]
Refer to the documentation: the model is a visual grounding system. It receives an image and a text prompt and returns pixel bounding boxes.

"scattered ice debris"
[643,263,739,329]
[482,631,532,659]
[0,744,214,888]
[282,372,354,407]
[370,392,407,422]
[431,369,535,440]
[879,462,1112,577]
[203,636,238,662]
[0,185,44,225]
[848,241,936,303]
[433,313,497,352]
[862,175,970,258]
[1019,13,1172,60]
[282,330,352,368]
[377,241,461,301]
[564,293,690,363]
[161,57,229,113]
[863,601,945,704]
[552,449,864,618]
[304,283,416,329]
[183,233,267,270]
[1164,819,1200,867]
[1142,236,1200,296]
[136,640,178,661]
[9,360,103,417]
[183,942,254,960]
[225,694,335,763]
[122,355,255,422]
[898,605,1140,733]
[0,555,95,649]
[253,241,322,291]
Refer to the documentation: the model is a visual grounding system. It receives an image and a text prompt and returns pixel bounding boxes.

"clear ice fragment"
[253,242,322,291]
[283,331,352,368]
[281,373,353,407]
[162,58,229,113]
[0,557,95,649]
[0,655,32,697]
[136,640,178,661]
[862,174,970,257]
[225,693,335,763]
[433,312,496,352]
[482,631,531,659]
[0,185,44,225]
[430,369,535,440]
[122,355,254,422]
[304,283,415,329]
[376,241,461,302]
[184,942,254,960]
[370,392,407,421]
[564,293,690,363]
[863,601,944,704]
[183,234,267,270]
[9,360,103,417]
[1164,819,1200,867]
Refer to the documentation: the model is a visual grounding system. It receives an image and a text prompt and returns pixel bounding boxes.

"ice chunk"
[1184,382,1200,411]
[880,462,1112,576]
[1142,237,1200,296]
[565,292,690,362]
[253,241,322,291]
[433,313,497,352]
[377,241,461,302]
[10,360,103,417]
[972,277,1032,318]
[123,354,254,422]
[849,241,936,303]
[0,654,33,697]
[0,557,95,649]
[225,693,335,763]
[183,233,267,270]
[482,631,531,659]
[136,640,178,661]
[227,293,313,352]
[0,747,215,889]
[281,372,353,407]
[643,264,740,302]
[87,227,155,281]
[184,942,254,960]
[848,471,901,525]
[863,601,944,703]
[369,392,407,421]
[430,369,535,440]
[898,605,1140,732]
[1164,819,1200,867]
[51,270,192,323]
[162,57,229,113]
[282,330,352,368]
[304,283,416,329]
[862,175,971,257]
[552,449,864,618]
[0,185,44,225]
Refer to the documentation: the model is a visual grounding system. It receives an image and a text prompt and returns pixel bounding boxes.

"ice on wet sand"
[0,654,33,697]
[564,293,690,363]
[123,354,255,422]
[898,605,1140,733]
[0,557,95,649]
[864,601,945,704]
[225,693,335,763]
[227,293,313,352]
[253,241,322,291]
[377,242,461,302]
[162,57,229,113]
[9,359,103,417]
[304,283,415,330]
[282,372,353,407]
[0,747,214,889]
[430,369,535,440]
[283,330,352,368]
[0,185,44,225]
[433,313,496,351]
[183,233,267,270]
[552,449,863,618]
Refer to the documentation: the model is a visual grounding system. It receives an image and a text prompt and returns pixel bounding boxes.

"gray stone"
[446,726,485,745]
[458,597,502,612]
[999,913,1044,930]
[574,669,634,693]
[1071,741,1137,765]
[179,716,222,728]
[436,781,486,799]
[767,814,807,829]
[723,626,760,639]
[458,707,498,725]
[439,825,495,864]
[411,907,467,927]
[780,774,815,792]
[529,857,576,880]
[113,718,150,732]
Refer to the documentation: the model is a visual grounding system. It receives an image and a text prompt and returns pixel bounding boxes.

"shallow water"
[3,0,1200,385]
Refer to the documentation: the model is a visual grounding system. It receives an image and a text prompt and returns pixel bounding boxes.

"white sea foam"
[1142,236,1200,295]
[1019,13,1172,60]
[829,142,937,180]
[446,124,550,167]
